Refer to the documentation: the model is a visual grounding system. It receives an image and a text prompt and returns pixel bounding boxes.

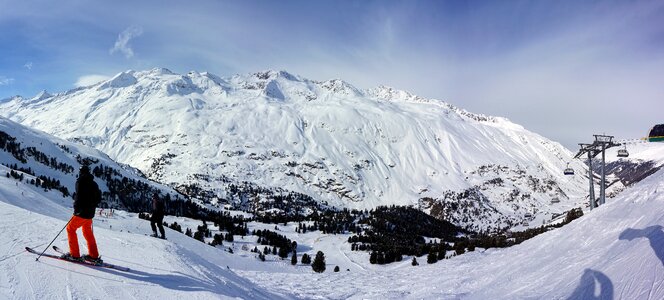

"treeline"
[417,207,585,266]
[252,229,296,260]
[0,131,28,163]
[349,206,462,263]
[5,164,71,197]
[0,131,74,173]
[282,204,585,266]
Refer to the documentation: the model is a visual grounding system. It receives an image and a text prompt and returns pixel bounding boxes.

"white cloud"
[109,26,143,58]
[75,74,111,87]
[24,62,33,70]
[0,76,14,86]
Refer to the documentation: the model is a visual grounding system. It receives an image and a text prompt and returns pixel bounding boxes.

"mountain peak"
[100,71,138,89]
[319,78,361,96]
[144,67,175,76]
[31,90,53,101]
[367,85,426,103]
[250,70,299,82]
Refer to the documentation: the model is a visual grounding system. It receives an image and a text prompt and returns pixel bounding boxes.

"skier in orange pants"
[62,165,102,264]
[66,216,99,259]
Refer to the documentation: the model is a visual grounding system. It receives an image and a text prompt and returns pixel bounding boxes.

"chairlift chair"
[563,163,575,175]
[617,145,629,158]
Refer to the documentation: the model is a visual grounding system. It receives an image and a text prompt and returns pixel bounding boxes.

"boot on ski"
[82,254,103,266]
[60,252,83,262]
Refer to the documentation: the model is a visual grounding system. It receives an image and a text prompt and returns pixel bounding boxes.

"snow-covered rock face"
[596,140,664,189]
[0,69,595,231]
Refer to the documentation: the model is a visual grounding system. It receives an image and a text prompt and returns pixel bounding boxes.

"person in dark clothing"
[150,193,166,239]
[63,165,103,264]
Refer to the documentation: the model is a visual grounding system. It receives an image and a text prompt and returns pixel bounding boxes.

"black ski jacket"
[152,196,165,219]
[74,173,101,219]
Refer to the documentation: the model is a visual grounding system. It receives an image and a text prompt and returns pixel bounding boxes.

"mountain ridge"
[0,68,594,231]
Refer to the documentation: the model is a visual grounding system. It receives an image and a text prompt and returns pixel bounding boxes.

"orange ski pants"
[66,215,99,258]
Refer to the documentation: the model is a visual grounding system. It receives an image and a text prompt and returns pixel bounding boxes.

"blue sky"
[1,0,663,149]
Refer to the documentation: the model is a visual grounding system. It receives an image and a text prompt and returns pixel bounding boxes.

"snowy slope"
[3,158,662,299]
[608,139,664,165]
[0,69,593,230]
[0,173,285,299]
[238,167,664,299]
[601,140,664,190]
[0,115,185,212]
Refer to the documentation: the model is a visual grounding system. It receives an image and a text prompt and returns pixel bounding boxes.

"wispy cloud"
[75,74,111,87]
[23,62,33,70]
[109,26,143,58]
[0,76,14,86]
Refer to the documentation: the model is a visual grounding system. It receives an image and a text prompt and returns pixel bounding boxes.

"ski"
[145,233,167,240]
[25,247,131,272]
[51,246,130,272]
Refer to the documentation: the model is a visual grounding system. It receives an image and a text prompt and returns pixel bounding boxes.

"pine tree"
[291,250,298,265]
[395,253,403,262]
[193,230,205,242]
[211,233,223,246]
[376,252,385,265]
[278,247,289,259]
[427,252,438,264]
[312,251,326,273]
[301,253,311,264]
[369,251,377,264]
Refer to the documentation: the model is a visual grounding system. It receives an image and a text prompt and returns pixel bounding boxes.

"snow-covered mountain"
[0,115,185,213]
[0,69,593,231]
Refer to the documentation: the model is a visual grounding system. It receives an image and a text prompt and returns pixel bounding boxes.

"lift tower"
[574,135,622,209]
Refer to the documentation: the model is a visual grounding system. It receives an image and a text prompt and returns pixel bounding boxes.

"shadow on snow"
[619,225,664,267]
[567,269,613,300]
[93,255,285,299]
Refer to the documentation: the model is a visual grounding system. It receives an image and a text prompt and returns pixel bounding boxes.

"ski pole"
[36,216,73,261]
